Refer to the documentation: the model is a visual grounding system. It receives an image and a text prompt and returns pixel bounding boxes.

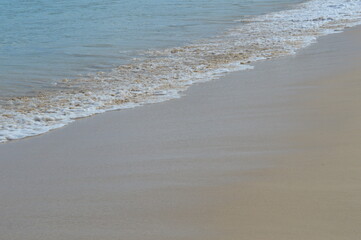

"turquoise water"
[0,0,304,96]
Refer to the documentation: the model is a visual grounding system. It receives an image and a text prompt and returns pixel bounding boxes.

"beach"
[1,24,361,240]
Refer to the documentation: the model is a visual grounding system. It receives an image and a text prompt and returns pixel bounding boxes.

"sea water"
[0,0,361,142]
[0,0,304,96]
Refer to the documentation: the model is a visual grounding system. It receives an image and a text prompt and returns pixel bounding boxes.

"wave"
[1,0,361,143]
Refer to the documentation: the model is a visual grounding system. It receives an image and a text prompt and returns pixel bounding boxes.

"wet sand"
[1,26,361,240]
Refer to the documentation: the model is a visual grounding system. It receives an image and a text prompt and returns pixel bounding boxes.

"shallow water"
[1,0,361,143]
[0,0,303,97]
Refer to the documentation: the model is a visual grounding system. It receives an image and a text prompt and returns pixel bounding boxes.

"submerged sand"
[1,27,361,239]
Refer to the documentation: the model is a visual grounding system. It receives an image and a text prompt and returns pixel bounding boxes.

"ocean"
[1,0,361,142]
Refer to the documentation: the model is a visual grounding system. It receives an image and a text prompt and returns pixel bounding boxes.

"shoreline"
[2,0,360,143]
[1,26,361,239]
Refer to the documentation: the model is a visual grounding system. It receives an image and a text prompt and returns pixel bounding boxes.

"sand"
[1,26,361,240]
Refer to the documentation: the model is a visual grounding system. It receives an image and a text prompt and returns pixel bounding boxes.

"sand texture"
[1,27,361,240]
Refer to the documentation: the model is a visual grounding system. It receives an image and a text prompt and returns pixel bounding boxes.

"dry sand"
[1,27,361,240]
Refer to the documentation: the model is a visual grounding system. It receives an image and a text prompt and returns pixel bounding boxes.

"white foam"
[1,0,361,143]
